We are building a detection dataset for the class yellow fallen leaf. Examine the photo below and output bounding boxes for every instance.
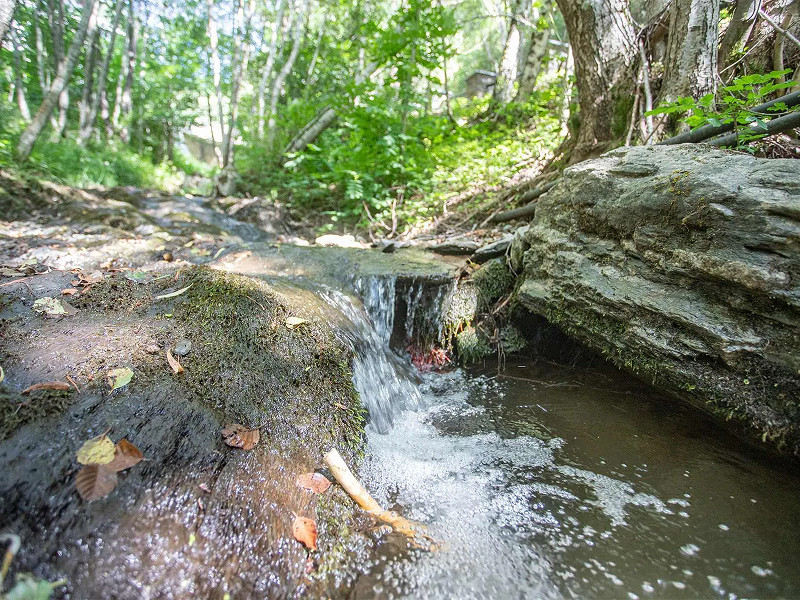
[76,434,116,465]
[107,367,133,390]
[285,316,308,329]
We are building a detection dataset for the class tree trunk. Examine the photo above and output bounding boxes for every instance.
[78,24,101,136]
[266,0,307,147]
[0,0,15,50]
[555,0,637,162]
[221,0,257,167]
[257,0,286,139]
[34,1,51,97]
[80,0,125,145]
[119,0,136,143]
[12,24,32,121]
[719,0,757,70]
[17,0,99,161]
[493,0,531,104]
[514,0,552,103]
[283,62,378,155]
[660,0,719,104]
[206,0,226,155]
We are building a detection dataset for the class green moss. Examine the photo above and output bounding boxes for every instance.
[473,258,514,311]
[455,325,493,363]
[0,387,75,442]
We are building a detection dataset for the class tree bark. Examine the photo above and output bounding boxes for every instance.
[0,0,14,50]
[256,0,286,138]
[555,0,637,162]
[17,0,99,161]
[12,24,31,121]
[493,0,531,104]
[719,0,757,70]
[78,24,101,136]
[47,0,70,139]
[80,0,125,145]
[266,0,307,147]
[660,0,719,104]
[119,0,136,143]
[514,0,552,103]
[206,0,225,156]
[221,0,257,167]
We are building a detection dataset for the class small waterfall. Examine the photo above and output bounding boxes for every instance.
[317,287,421,433]
[353,275,396,344]
[355,274,456,352]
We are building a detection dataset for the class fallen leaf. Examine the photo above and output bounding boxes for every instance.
[296,473,332,494]
[83,271,104,284]
[3,573,66,600]
[166,349,184,374]
[61,288,79,296]
[107,367,133,390]
[221,424,260,450]
[154,284,192,300]
[292,516,318,551]
[285,316,308,329]
[76,433,116,465]
[106,438,144,472]
[124,271,150,283]
[32,297,65,316]
[21,381,72,394]
[75,464,118,501]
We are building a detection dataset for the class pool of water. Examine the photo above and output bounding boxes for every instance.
[355,357,800,599]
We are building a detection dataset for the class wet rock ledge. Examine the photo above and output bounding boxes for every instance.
[0,267,371,598]
[511,145,800,456]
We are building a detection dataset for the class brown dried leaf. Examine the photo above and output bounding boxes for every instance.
[221,424,260,450]
[21,381,72,394]
[292,516,318,551]
[166,349,184,374]
[61,288,79,296]
[106,438,144,472]
[296,472,332,494]
[75,464,118,501]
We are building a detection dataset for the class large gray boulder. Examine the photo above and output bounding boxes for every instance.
[512,145,800,456]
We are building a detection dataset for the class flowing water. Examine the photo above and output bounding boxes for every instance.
[321,274,800,600]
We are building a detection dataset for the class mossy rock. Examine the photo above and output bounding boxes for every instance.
[0,266,372,597]
[455,325,493,363]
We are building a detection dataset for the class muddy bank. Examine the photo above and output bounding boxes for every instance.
[0,265,374,598]
[509,145,800,456]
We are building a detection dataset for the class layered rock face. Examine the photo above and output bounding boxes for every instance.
[511,145,800,455]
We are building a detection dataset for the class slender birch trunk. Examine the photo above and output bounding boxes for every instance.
[493,0,531,105]
[12,24,32,121]
[221,0,257,166]
[0,0,15,50]
[257,0,286,139]
[206,0,226,157]
[514,0,552,102]
[266,0,307,147]
[17,0,99,160]
[80,0,124,144]
[78,25,101,134]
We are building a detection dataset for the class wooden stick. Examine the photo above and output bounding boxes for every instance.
[323,448,434,545]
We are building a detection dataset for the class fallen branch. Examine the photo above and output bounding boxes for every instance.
[323,448,436,547]
[708,109,800,147]
[658,90,800,145]
[489,181,558,223]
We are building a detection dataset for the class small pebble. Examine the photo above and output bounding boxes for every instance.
[173,339,192,356]
[145,344,160,354]
[163,252,174,262]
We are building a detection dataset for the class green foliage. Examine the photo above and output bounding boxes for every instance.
[646,70,797,147]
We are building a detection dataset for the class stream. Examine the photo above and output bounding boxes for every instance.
[323,273,800,600]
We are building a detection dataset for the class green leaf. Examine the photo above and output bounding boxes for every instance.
[5,574,67,600]
[107,367,134,391]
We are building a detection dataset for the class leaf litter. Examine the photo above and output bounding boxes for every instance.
[296,472,332,494]
[221,424,260,450]
[74,435,145,501]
